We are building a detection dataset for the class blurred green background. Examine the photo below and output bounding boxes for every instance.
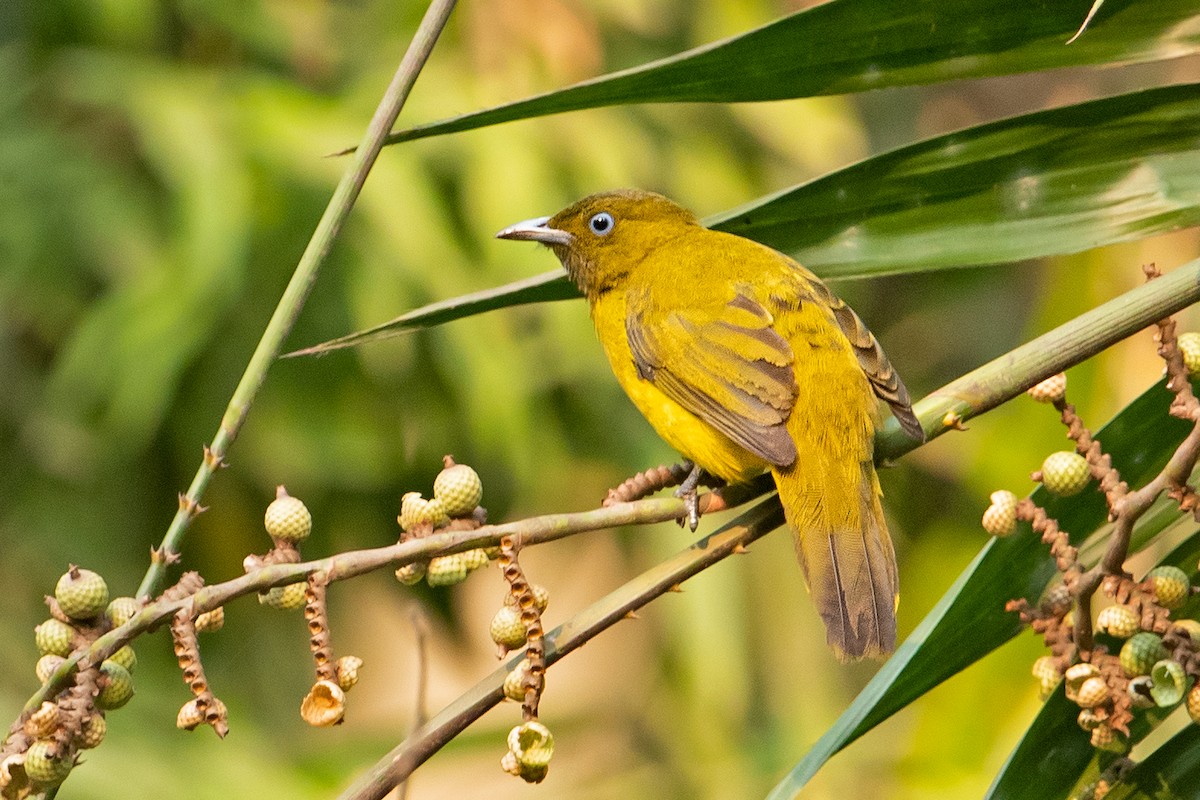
[2,1,1199,798]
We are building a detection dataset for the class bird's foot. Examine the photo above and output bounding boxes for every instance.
[673,461,705,532]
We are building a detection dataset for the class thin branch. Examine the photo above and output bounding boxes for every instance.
[397,607,431,800]
[877,258,1200,460]
[338,499,787,800]
[24,484,752,714]
[135,0,460,600]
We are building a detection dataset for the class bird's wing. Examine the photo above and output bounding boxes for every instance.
[626,289,799,467]
[809,282,925,442]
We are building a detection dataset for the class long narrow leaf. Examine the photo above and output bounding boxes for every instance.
[1103,724,1200,799]
[374,0,1200,147]
[293,85,1200,356]
[713,83,1200,276]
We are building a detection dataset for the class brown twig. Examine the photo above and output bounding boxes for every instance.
[497,538,545,721]
[24,487,747,716]
[603,463,723,506]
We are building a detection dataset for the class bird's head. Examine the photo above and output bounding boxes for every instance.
[496,189,700,299]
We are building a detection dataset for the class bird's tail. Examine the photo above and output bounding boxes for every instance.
[771,454,898,661]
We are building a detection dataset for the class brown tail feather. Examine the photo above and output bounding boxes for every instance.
[772,459,898,661]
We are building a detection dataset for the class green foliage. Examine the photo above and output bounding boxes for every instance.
[4,0,1200,798]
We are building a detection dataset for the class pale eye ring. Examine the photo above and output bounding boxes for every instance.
[588,211,614,236]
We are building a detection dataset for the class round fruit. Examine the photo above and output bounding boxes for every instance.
[105,596,141,627]
[77,714,106,749]
[426,554,469,587]
[982,490,1018,537]
[398,493,449,532]
[23,739,72,787]
[394,562,427,586]
[1028,373,1067,403]
[55,567,109,621]
[35,619,76,658]
[96,661,134,710]
[1177,332,1200,376]
[1096,605,1139,639]
[264,488,312,543]
[490,606,527,650]
[108,645,137,673]
[1120,632,1168,677]
[259,582,307,611]
[1146,565,1191,610]
[1039,451,1090,497]
[433,462,483,517]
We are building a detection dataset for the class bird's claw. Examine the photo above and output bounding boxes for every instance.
[674,461,704,532]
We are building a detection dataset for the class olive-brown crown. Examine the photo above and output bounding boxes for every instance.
[544,190,701,297]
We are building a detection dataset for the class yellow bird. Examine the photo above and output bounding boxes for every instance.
[498,189,923,659]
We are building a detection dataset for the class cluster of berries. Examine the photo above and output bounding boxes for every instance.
[983,358,1200,758]
[10,567,163,792]
[394,459,489,587]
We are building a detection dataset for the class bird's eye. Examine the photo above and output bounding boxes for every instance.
[588,212,614,236]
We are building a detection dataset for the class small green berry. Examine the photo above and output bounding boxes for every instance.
[433,460,483,517]
[1028,373,1067,403]
[55,566,109,621]
[195,607,225,633]
[398,492,449,532]
[23,739,73,787]
[336,655,364,692]
[982,490,1018,536]
[36,654,66,684]
[106,596,141,627]
[96,661,135,710]
[1064,662,1100,704]
[259,582,307,611]
[461,548,490,573]
[1031,655,1062,700]
[1146,565,1191,610]
[504,659,534,702]
[264,487,312,543]
[1177,332,1200,376]
[77,713,106,749]
[35,619,76,657]
[394,562,427,585]
[27,702,60,738]
[427,554,470,587]
[1096,605,1140,639]
[1120,632,1168,677]
[1075,676,1110,708]
[106,645,137,673]
[490,605,527,651]
[1038,451,1090,497]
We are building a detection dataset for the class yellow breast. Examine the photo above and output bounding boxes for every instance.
[588,288,768,484]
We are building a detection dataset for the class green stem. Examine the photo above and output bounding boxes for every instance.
[876,257,1200,459]
[135,0,459,599]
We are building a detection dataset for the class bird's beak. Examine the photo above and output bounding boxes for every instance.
[495,216,574,247]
